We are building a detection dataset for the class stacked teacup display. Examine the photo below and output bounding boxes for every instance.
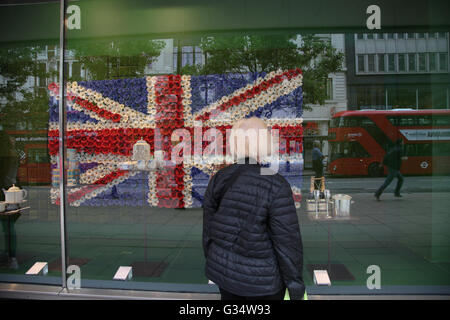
[51,149,80,187]
[67,149,80,186]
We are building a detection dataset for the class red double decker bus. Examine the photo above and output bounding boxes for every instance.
[6,130,51,185]
[327,109,450,177]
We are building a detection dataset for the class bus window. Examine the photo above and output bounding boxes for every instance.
[433,142,450,156]
[387,116,399,126]
[432,115,450,126]
[28,148,50,164]
[360,117,376,128]
[398,116,417,126]
[329,141,370,162]
[344,117,361,127]
[405,144,418,156]
[418,116,432,126]
[417,143,433,156]
[330,117,341,128]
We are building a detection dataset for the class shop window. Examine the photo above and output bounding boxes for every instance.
[397,33,405,39]
[407,33,415,39]
[439,53,448,71]
[429,53,437,72]
[377,54,385,72]
[38,63,46,87]
[71,62,81,80]
[388,54,395,72]
[357,55,365,72]
[326,78,333,100]
[418,53,426,72]
[367,54,375,72]
[408,53,416,72]
[398,54,406,72]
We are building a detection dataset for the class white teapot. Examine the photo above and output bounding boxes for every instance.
[3,184,28,204]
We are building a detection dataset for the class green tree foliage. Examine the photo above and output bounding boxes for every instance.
[68,38,166,80]
[187,34,344,106]
[0,44,54,132]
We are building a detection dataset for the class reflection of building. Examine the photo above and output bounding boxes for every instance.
[302,34,348,168]
[346,32,450,110]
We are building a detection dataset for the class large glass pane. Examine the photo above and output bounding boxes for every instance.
[0,5,61,284]
[1,0,449,299]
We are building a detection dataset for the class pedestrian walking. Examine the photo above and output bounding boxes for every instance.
[202,117,305,300]
[312,140,325,190]
[374,138,408,200]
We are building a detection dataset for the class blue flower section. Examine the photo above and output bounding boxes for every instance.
[79,162,99,174]
[190,72,266,114]
[49,98,99,124]
[190,166,211,205]
[78,78,148,114]
[190,166,210,181]
[191,187,206,204]
[191,196,203,208]
[80,172,149,206]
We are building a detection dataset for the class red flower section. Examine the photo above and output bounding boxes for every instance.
[154,75,185,208]
[75,97,121,123]
[94,170,126,185]
[48,128,156,157]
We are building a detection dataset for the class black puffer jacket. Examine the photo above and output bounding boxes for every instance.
[203,161,305,299]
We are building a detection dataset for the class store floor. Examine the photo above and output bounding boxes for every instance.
[1,189,450,294]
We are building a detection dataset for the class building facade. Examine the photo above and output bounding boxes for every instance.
[346,32,450,110]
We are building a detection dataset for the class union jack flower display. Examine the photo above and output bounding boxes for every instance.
[48,69,304,208]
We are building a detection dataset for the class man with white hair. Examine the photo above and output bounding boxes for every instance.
[202,117,305,300]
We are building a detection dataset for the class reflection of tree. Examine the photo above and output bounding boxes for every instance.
[68,38,166,81]
[184,34,343,107]
[0,45,53,132]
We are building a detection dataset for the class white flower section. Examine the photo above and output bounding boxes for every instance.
[80,164,118,184]
[181,75,193,127]
[77,152,130,165]
[182,164,193,208]
[68,82,155,128]
[146,76,156,118]
[147,171,158,206]
[264,118,303,126]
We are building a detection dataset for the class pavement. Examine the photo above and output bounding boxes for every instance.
[0,181,449,294]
